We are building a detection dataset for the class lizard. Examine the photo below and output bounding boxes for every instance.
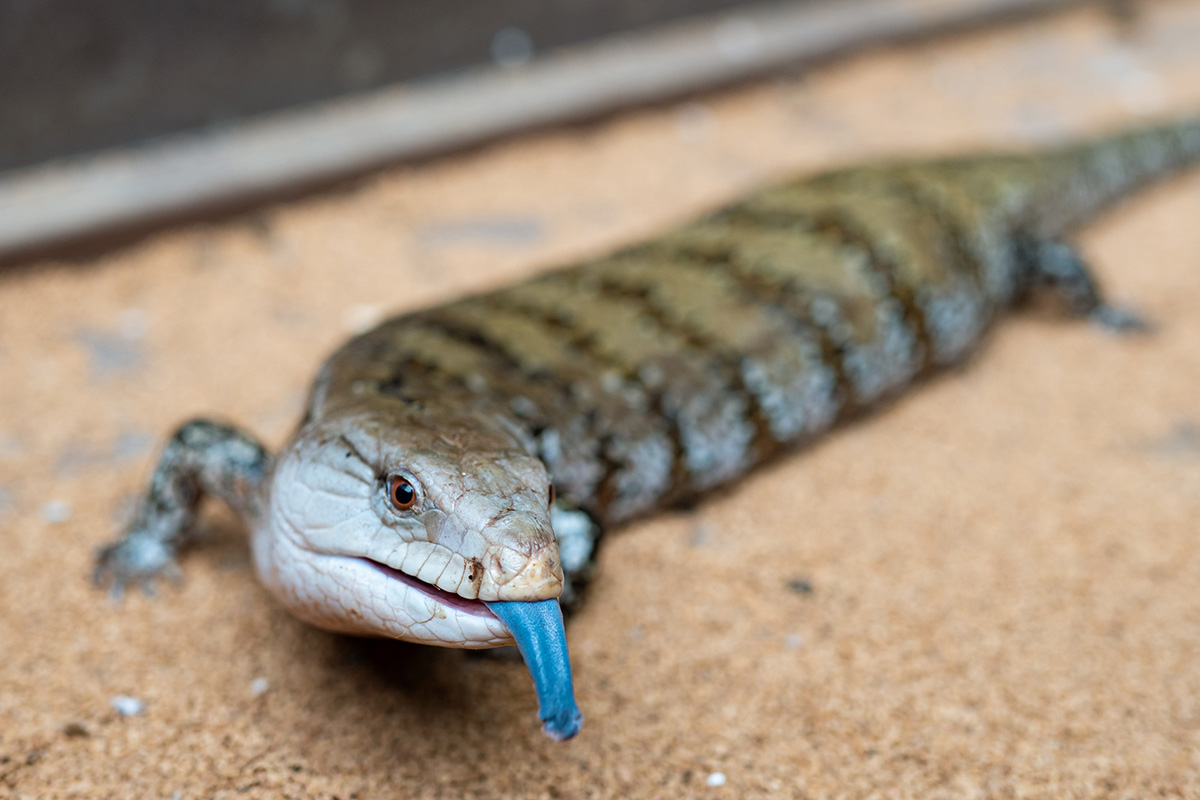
[94,115,1200,741]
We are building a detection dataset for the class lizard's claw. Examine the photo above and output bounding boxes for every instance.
[1091,304,1153,334]
[93,530,181,602]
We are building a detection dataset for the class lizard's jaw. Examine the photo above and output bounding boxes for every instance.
[361,557,497,618]
[251,530,516,647]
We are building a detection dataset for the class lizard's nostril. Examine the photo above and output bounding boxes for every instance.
[479,544,564,602]
[489,546,529,584]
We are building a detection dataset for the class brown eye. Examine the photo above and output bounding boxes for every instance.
[548,484,556,508]
[388,476,418,511]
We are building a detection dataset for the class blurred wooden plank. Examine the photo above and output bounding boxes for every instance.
[1,0,782,171]
[0,0,1097,263]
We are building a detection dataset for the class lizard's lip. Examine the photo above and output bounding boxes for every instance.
[360,557,497,619]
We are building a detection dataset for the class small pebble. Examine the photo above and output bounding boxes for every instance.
[676,102,715,143]
[250,677,270,696]
[61,722,90,738]
[117,308,149,340]
[110,695,145,717]
[41,500,73,524]
[1144,420,1200,456]
[706,771,727,787]
[784,633,805,650]
[342,304,384,335]
[689,522,715,548]
[785,576,814,595]
[0,434,22,460]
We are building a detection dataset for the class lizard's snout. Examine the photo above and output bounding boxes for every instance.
[477,513,564,602]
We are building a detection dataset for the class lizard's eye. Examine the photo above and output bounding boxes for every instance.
[548,484,556,508]
[387,475,418,511]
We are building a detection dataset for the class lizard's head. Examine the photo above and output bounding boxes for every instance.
[253,397,564,649]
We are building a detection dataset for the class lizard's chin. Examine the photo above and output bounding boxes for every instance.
[360,557,497,619]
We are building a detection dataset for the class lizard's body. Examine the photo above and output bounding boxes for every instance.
[96,116,1200,740]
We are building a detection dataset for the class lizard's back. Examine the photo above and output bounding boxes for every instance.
[312,117,1200,529]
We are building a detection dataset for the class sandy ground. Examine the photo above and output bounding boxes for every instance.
[3,2,1200,798]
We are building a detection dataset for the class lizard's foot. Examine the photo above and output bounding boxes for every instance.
[92,418,272,602]
[93,530,183,601]
[1090,304,1153,334]
[1018,237,1154,336]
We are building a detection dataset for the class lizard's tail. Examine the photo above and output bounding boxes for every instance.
[1037,115,1200,232]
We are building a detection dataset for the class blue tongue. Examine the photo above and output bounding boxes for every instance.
[483,598,583,741]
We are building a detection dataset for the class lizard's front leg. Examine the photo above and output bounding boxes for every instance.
[94,419,272,598]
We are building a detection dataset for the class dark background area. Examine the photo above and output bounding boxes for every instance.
[0,0,767,172]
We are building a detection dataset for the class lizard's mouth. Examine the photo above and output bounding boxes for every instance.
[361,557,497,619]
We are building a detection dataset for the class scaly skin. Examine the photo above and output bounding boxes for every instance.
[97,116,1200,666]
